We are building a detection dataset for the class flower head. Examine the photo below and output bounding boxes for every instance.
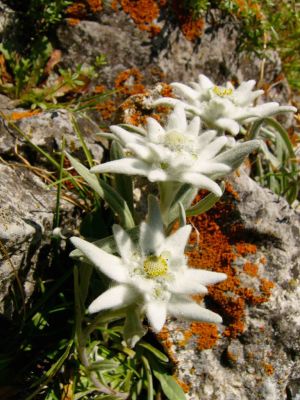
[153,74,297,135]
[71,197,226,333]
[90,104,258,196]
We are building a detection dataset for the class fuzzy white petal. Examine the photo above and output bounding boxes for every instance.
[198,136,228,159]
[198,74,215,90]
[90,158,152,176]
[112,224,136,263]
[146,117,165,142]
[214,118,240,135]
[110,125,144,145]
[70,237,129,282]
[171,83,199,102]
[127,143,153,161]
[161,225,191,259]
[145,301,167,332]
[187,116,201,136]
[193,161,231,175]
[88,285,137,313]
[166,103,187,131]
[147,169,169,182]
[168,300,223,323]
[184,269,227,286]
[180,172,222,196]
[168,276,208,295]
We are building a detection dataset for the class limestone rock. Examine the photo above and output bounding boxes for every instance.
[0,163,78,316]
[162,171,300,400]
[0,109,104,162]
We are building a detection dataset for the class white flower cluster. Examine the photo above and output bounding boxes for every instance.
[153,74,296,135]
[70,73,296,340]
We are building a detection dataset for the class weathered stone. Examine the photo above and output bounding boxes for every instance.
[0,163,78,316]
[0,109,105,162]
[56,5,291,105]
[162,171,300,400]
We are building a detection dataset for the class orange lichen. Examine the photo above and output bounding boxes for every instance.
[225,182,240,200]
[235,242,257,256]
[114,68,146,96]
[243,262,258,277]
[157,327,177,364]
[86,0,103,13]
[190,322,219,350]
[10,110,41,120]
[174,377,191,393]
[66,17,81,26]
[184,188,274,339]
[172,1,205,41]
[65,2,87,18]
[116,0,161,34]
[178,329,193,347]
[260,278,275,297]
[262,363,274,376]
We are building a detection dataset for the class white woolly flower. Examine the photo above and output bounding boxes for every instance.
[70,198,226,333]
[152,74,297,135]
[90,104,238,196]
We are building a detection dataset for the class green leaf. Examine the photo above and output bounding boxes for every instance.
[214,140,261,170]
[138,342,169,363]
[110,141,134,214]
[66,153,135,229]
[186,184,224,217]
[152,369,186,400]
[88,360,120,372]
[141,356,154,400]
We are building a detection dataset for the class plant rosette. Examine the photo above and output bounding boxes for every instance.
[71,197,226,345]
[152,74,297,135]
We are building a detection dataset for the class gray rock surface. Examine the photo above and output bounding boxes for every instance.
[0,163,76,315]
[56,4,290,104]
[163,171,300,400]
[0,109,104,161]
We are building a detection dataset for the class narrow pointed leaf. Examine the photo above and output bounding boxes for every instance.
[186,183,224,217]
[213,140,261,170]
[110,140,134,214]
[66,153,135,228]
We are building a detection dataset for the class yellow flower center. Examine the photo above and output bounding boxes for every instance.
[143,255,168,278]
[213,86,233,97]
[164,131,186,150]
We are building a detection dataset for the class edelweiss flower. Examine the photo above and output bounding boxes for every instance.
[153,74,296,135]
[91,104,238,196]
[71,197,226,333]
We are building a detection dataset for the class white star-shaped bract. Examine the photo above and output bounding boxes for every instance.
[152,74,297,135]
[71,197,226,333]
[90,104,258,196]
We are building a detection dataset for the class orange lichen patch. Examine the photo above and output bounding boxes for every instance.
[96,100,117,121]
[243,262,258,277]
[94,85,107,94]
[184,188,274,339]
[235,242,257,256]
[87,0,103,13]
[157,327,177,364]
[0,54,12,83]
[174,377,190,393]
[173,1,205,41]
[160,83,175,98]
[115,68,146,96]
[66,17,81,26]
[260,278,275,297]
[225,182,240,200]
[65,2,87,18]
[9,110,41,121]
[178,329,193,347]
[260,256,267,265]
[116,0,161,34]
[235,0,264,20]
[190,322,219,350]
[262,363,274,376]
